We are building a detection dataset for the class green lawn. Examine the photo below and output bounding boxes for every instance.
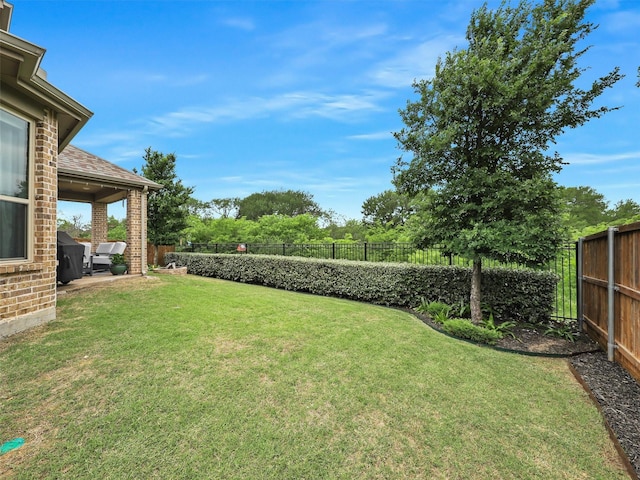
[0,274,627,479]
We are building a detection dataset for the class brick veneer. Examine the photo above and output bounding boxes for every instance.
[126,188,147,275]
[0,109,58,337]
[91,202,109,249]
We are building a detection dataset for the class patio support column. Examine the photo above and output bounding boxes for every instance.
[91,202,108,250]
[126,188,147,275]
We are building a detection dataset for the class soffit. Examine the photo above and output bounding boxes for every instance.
[58,145,162,204]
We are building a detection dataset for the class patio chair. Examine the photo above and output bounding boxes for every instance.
[91,242,127,271]
[80,242,93,276]
[111,242,127,256]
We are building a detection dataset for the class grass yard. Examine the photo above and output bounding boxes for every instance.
[0,274,627,479]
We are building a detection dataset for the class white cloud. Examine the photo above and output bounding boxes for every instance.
[603,10,640,33]
[259,20,389,88]
[347,131,393,141]
[602,181,640,189]
[270,20,387,51]
[563,151,640,165]
[222,17,255,31]
[368,35,464,88]
[106,70,209,88]
[76,131,139,149]
[143,90,388,136]
[219,176,244,183]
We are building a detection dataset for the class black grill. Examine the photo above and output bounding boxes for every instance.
[56,231,84,284]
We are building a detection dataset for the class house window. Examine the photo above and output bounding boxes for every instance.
[0,108,30,260]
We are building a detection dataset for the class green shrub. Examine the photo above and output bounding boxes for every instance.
[451,299,472,318]
[416,299,452,321]
[441,319,503,345]
[544,321,577,342]
[164,252,557,323]
[480,312,517,338]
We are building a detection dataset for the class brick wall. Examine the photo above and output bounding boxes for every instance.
[126,188,146,275]
[91,202,108,250]
[0,109,58,338]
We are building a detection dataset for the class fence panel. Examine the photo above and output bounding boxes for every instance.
[147,244,176,266]
[582,233,609,343]
[581,222,640,383]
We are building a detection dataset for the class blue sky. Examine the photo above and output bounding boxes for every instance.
[9,0,640,222]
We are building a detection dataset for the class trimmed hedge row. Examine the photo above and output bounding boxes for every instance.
[164,252,558,323]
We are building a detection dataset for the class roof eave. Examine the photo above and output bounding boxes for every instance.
[0,29,92,150]
[0,1,14,32]
[58,167,163,191]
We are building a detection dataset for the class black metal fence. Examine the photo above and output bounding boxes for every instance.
[181,242,578,322]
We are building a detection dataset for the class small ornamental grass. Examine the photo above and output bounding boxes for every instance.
[0,275,627,479]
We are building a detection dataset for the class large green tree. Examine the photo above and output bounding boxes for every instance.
[558,186,609,231]
[609,199,640,223]
[361,189,415,227]
[136,148,194,263]
[393,0,621,323]
[211,198,240,219]
[236,189,324,220]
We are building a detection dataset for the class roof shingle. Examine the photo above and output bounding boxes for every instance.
[58,145,161,190]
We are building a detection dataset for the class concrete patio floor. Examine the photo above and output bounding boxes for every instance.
[56,270,143,294]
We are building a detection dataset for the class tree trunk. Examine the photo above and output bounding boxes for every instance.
[153,244,159,267]
[470,258,482,324]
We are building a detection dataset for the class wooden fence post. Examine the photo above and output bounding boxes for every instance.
[607,226,618,361]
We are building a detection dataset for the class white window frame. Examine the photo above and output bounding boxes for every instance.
[0,106,34,263]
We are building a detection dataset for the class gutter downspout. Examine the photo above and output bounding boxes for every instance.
[607,227,618,361]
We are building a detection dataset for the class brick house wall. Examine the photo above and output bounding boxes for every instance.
[0,109,59,337]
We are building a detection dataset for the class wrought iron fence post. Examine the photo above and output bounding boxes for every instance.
[364,242,368,262]
[577,238,583,332]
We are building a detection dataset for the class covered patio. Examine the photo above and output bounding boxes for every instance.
[58,145,162,276]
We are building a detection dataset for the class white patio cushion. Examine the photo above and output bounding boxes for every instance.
[92,256,111,265]
[111,242,127,255]
[95,243,115,255]
[80,242,92,263]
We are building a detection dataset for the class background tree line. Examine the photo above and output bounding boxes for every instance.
[58,184,640,246]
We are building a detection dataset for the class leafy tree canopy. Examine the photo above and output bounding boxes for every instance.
[558,186,609,231]
[210,198,240,219]
[107,216,126,241]
[236,189,324,220]
[393,0,621,321]
[57,215,90,239]
[558,186,640,238]
[361,189,415,227]
[136,148,194,247]
[610,199,640,222]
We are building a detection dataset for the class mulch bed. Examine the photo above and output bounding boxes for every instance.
[570,352,640,479]
[412,311,640,479]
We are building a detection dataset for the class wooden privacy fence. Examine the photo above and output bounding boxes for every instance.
[147,244,175,267]
[580,222,640,382]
